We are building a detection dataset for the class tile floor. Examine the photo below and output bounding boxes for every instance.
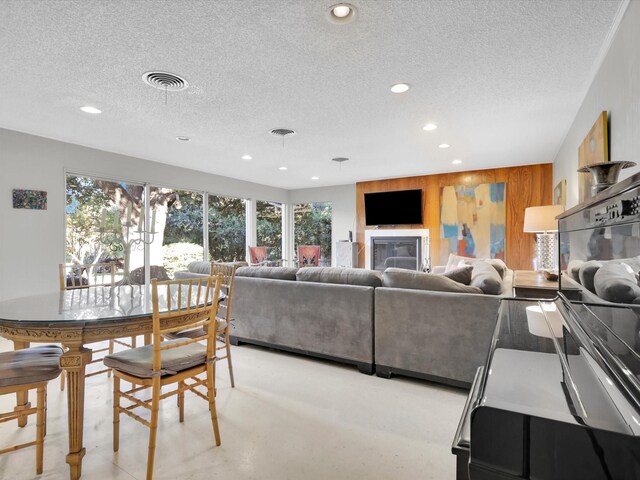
[0,337,467,479]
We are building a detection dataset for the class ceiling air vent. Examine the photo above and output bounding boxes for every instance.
[142,71,189,91]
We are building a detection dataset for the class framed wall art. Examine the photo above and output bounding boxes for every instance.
[12,189,47,210]
[578,111,608,202]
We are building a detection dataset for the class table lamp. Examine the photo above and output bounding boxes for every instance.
[523,205,564,271]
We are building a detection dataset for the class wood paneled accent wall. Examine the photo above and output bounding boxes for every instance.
[356,164,553,271]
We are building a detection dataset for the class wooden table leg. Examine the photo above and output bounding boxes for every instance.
[61,344,92,480]
[13,340,31,427]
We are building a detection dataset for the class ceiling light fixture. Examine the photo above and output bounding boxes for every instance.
[241,155,252,160]
[279,166,288,171]
[176,136,191,142]
[327,3,357,24]
[452,159,462,165]
[311,176,320,180]
[390,83,410,94]
[438,143,451,149]
[80,106,102,114]
[423,123,438,131]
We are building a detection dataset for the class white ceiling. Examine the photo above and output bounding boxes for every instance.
[0,0,623,189]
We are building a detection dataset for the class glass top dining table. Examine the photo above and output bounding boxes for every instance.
[0,284,224,480]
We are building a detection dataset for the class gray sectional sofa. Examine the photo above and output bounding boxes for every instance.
[230,267,380,374]
[230,262,513,388]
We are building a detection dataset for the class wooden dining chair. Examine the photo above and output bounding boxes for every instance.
[164,262,237,387]
[58,262,137,390]
[0,345,63,475]
[104,275,223,480]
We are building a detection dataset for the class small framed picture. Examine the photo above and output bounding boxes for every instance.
[12,189,47,210]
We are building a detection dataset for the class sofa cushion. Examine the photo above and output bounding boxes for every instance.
[579,261,603,294]
[173,271,210,280]
[382,268,482,293]
[594,263,640,304]
[441,265,473,285]
[296,267,382,287]
[236,266,298,281]
[469,260,503,295]
[187,261,211,275]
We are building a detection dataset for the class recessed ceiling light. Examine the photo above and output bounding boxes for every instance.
[327,3,356,24]
[438,143,450,149]
[279,166,288,171]
[176,136,191,142]
[311,176,319,180]
[423,123,438,131]
[390,83,410,94]
[241,154,252,160]
[452,159,462,165]
[80,106,101,114]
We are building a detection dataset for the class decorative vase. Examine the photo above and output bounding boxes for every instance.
[578,161,637,196]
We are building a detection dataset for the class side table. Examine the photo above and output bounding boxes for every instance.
[513,270,582,301]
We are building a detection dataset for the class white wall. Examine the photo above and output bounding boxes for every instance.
[288,184,357,267]
[0,128,288,301]
[553,0,639,208]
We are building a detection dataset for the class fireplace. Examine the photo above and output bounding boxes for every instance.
[364,229,430,272]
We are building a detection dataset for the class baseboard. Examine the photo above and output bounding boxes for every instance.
[374,364,471,390]
[229,335,374,375]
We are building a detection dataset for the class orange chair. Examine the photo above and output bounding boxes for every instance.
[248,246,284,267]
[298,245,321,267]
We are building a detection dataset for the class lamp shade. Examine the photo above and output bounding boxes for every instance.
[523,205,564,233]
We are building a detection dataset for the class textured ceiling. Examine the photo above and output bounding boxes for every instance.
[0,0,623,189]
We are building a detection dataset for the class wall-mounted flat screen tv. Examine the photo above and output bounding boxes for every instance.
[364,189,423,226]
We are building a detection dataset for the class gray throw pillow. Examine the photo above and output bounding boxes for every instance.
[566,259,584,283]
[594,263,640,304]
[578,260,603,294]
[485,258,507,279]
[235,266,298,281]
[469,260,503,295]
[382,268,482,294]
[441,265,473,285]
[296,267,382,287]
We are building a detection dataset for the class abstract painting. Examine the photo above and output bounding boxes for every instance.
[578,111,608,202]
[440,183,506,261]
[12,189,47,210]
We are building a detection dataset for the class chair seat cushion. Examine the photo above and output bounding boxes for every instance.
[0,345,63,388]
[163,319,228,341]
[104,340,207,378]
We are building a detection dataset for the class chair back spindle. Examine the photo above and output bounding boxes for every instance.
[151,275,222,376]
[59,262,116,290]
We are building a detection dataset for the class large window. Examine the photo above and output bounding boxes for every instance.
[294,202,332,266]
[149,187,204,278]
[257,200,283,260]
[65,174,145,283]
[208,195,246,262]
